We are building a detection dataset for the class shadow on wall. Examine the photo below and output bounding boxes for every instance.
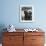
[0,24,7,43]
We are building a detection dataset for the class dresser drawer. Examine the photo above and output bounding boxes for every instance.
[24,32,44,36]
[3,43,23,46]
[32,44,44,46]
[3,35,23,44]
[3,36,23,46]
[3,32,23,36]
[32,36,45,44]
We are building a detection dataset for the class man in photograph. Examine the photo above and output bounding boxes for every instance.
[24,9,32,20]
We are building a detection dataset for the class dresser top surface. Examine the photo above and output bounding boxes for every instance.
[3,29,45,33]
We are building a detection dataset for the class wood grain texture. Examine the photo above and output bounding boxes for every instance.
[2,30,45,46]
[2,32,23,46]
[24,32,45,46]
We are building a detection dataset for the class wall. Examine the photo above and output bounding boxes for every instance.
[0,0,46,29]
[0,0,46,28]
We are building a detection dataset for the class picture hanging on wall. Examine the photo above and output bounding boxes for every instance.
[20,5,35,22]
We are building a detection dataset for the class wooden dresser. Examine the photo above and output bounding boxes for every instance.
[2,29,45,46]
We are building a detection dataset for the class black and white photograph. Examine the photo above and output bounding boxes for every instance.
[20,5,34,22]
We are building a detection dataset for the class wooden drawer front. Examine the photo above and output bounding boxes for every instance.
[24,36,44,46]
[32,36,45,44]
[24,36,32,46]
[3,43,23,46]
[24,32,44,36]
[32,44,44,46]
[3,36,23,45]
[3,32,23,36]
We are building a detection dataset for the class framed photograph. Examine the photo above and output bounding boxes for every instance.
[20,5,35,22]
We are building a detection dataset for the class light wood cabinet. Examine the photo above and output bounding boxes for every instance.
[2,30,45,46]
